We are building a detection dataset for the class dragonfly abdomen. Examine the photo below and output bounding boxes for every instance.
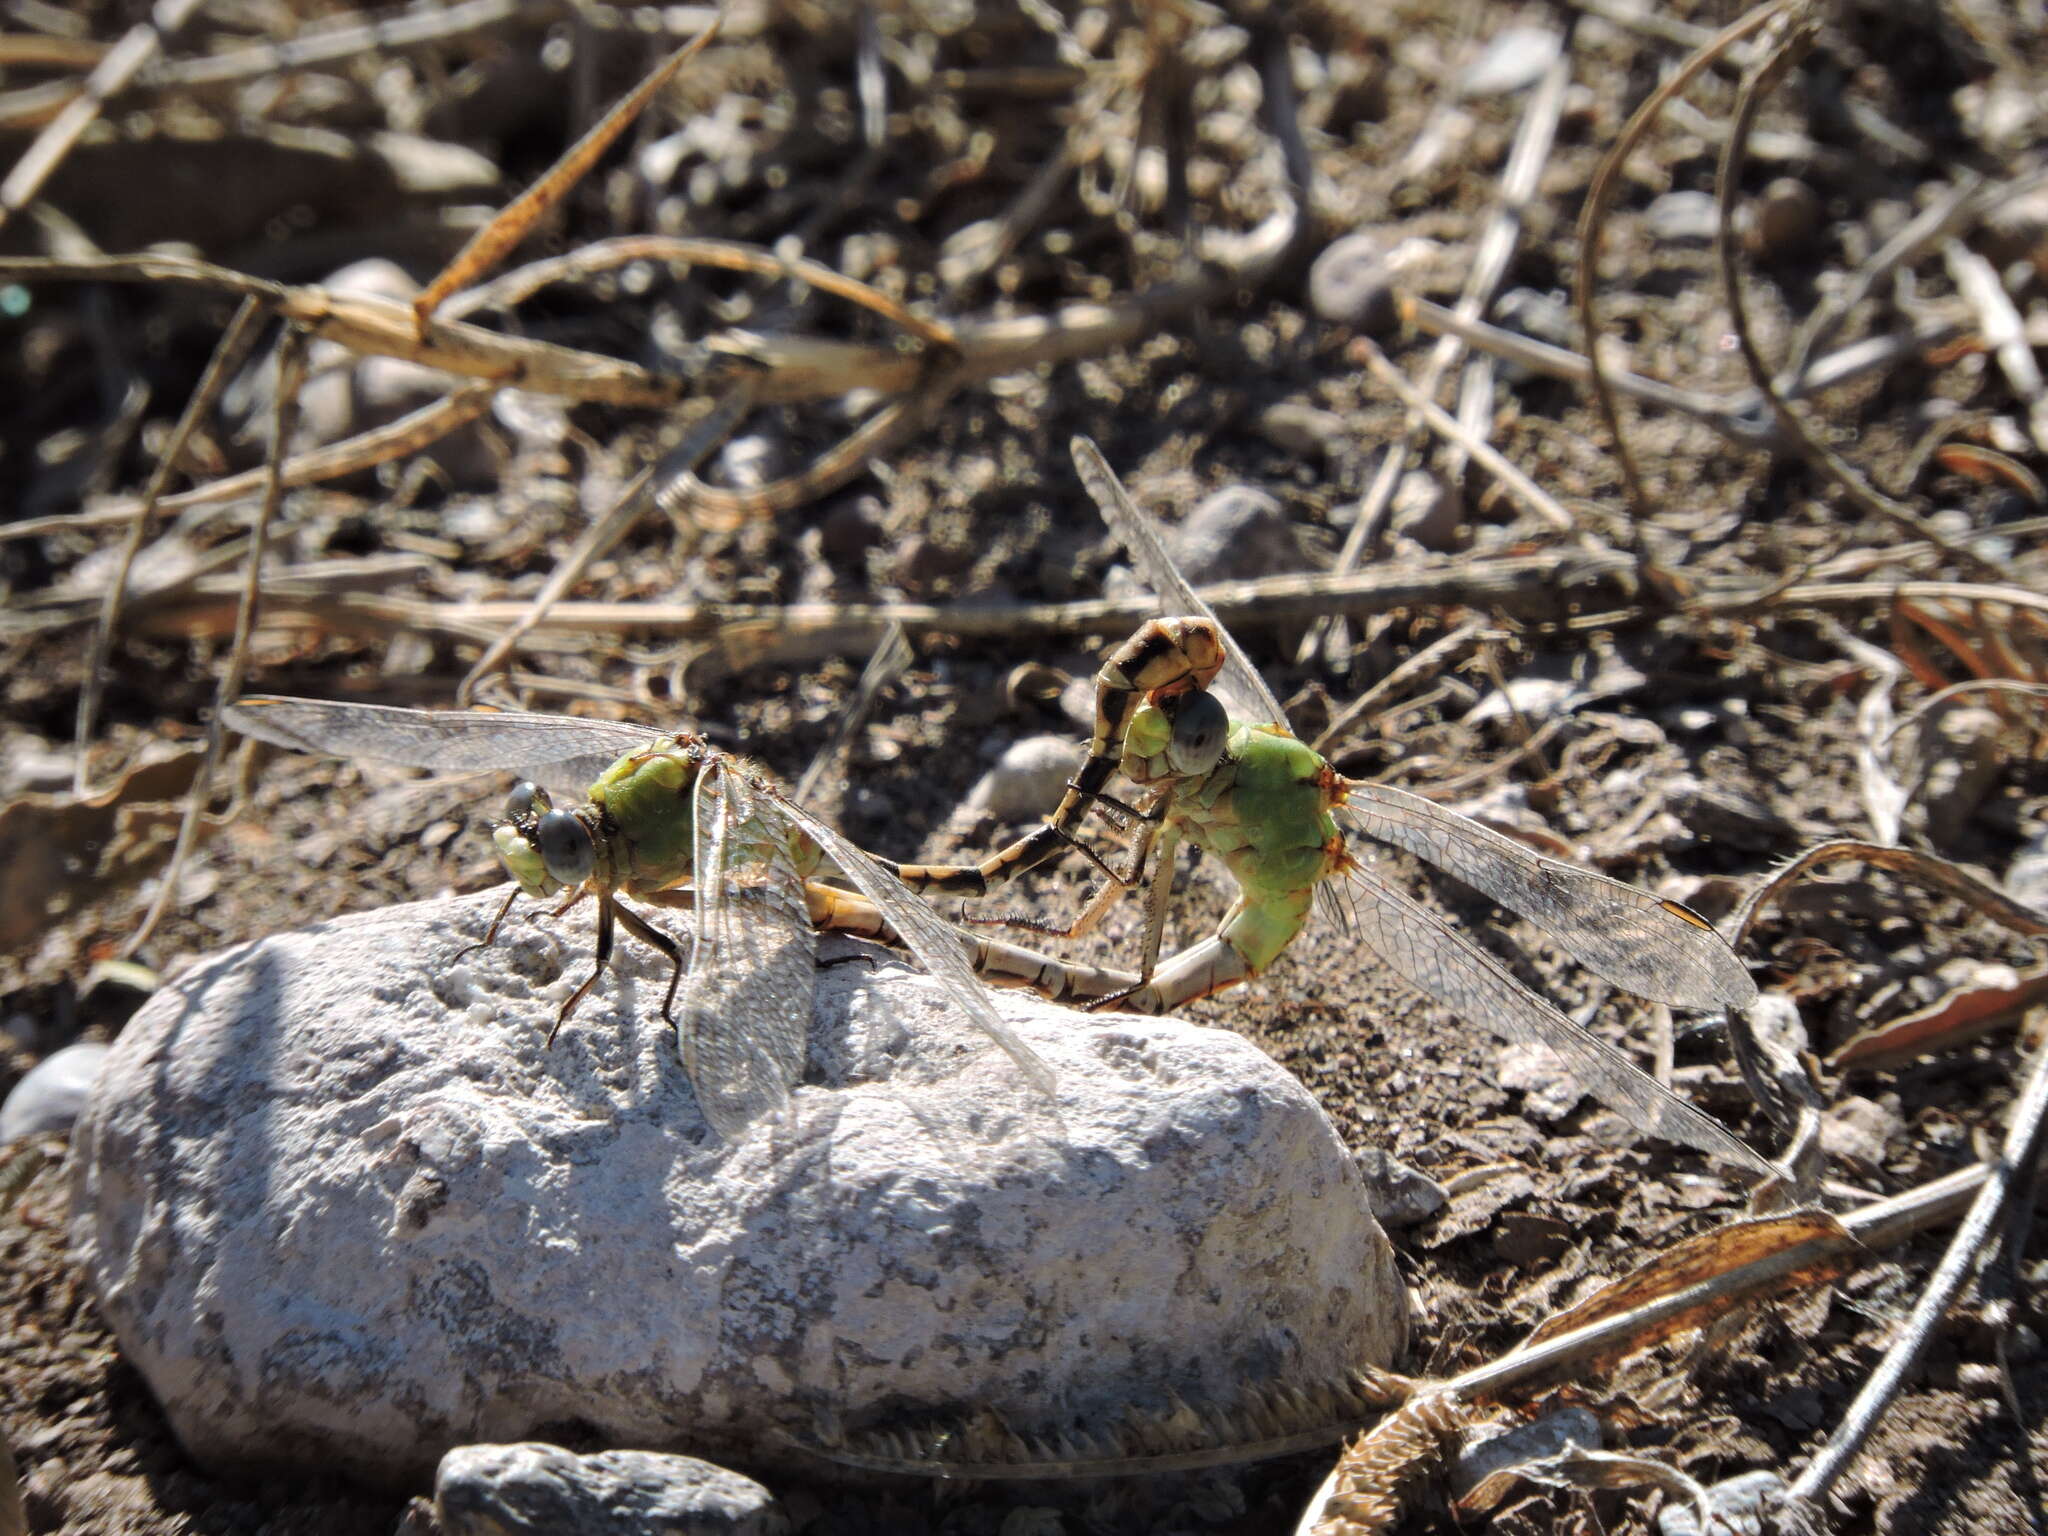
[1177,724,1344,975]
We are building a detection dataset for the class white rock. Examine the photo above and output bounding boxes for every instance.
[70,891,1405,1488]
[0,1041,110,1143]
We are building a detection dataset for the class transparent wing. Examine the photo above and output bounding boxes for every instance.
[1071,436,1348,932]
[1338,858,1770,1175]
[1070,434,1285,731]
[1340,786,1756,1009]
[224,695,664,795]
[673,760,817,1140]
[781,802,1058,1103]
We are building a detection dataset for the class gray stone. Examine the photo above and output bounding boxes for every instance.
[1172,485,1302,583]
[1352,1148,1447,1227]
[435,1443,781,1536]
[70,891,1405,1488]
[959,735,1080,821]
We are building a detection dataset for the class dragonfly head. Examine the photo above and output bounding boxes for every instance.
[491,781,597,897]
[1120,690,1229,785]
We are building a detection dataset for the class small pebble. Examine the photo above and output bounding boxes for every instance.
[961,736,1081,822]
[1387,469,1462,551]
[1256,402,1350,465]
[1058,673,1098,735]
[1172,485,1301,582]
[367,132,499,198]
[1746,177,1822,258]
[1493,286,1572,342]
[2006,827,2048,911]
[1308,231,1400,333]
[714,434,782,493]
[1645,189,1720,244]
[0,1041,111,1143]
[1819,1095,1900,1171]
[1353,1148,1447,1227]
[435,1442,781,1536]
[1458,25,1562,98]
[1495,1042,1583,1123]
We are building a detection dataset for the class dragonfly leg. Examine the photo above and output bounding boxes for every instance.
[610,898,688,1022]
[1085,935,1252,1014]
[552,893,616,1044]
[883,821,1119,897]
[450,885,521,964]
[964,934,1142,1006]
[884,618,1221,900]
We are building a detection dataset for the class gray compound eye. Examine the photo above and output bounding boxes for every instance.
[505,780,550,819]
[1166,690,1228,776]
[535,809,595,885]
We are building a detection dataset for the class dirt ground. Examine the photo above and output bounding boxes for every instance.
[4,0,2048,1531]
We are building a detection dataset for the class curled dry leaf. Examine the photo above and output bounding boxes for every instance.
[1830,960,2048,1071]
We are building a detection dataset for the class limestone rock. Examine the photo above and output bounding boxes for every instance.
[70,890,1406,1488]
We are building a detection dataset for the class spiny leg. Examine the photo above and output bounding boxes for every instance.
[611,897,689,1022]
[1083,816,1188,1012]
[955,810,1159,943]
[551,892,615,1044]
[451,885,522,965]
[884,617,1222,901]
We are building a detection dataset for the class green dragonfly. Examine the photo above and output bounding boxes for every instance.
[219,698,1131,1140]
[886,437,1771,1175]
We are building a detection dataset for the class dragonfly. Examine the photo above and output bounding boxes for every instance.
[885,436,1772,1176]
[219,697,1116,1140]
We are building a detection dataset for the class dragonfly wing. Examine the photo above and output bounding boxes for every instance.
[1340,784,1756,1009]
[224,696,664,795]
[1340,858,1770,1175]
[672,760,816,1140]
[1070,435,1286,731]
[786,806,1058,1102]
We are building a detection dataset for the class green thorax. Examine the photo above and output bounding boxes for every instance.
[586,735,701,892]
[587,736,823,895]
[1122,707,1345,972]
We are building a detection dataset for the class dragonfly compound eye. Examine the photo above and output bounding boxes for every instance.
[504,780,551,819]
[536,809,596,885]
[1165,690,1228,776]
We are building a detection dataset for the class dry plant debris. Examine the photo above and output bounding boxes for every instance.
[2,0,2048,1532]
